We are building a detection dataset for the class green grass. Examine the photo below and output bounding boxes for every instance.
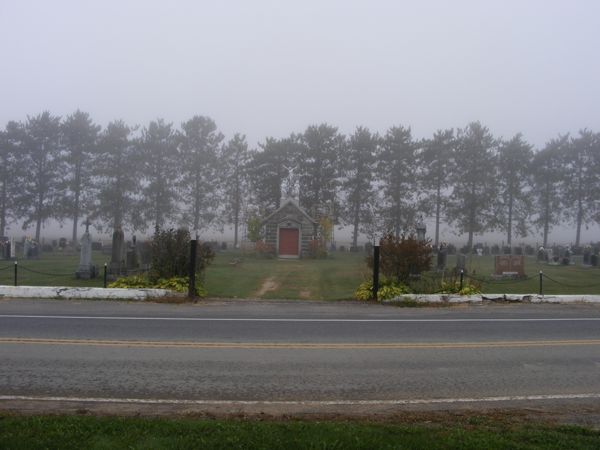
[0,251,109,288]
[443,254,600,295]
[0,415,599,449]
[1,250,599,299]
[203,251,368,300]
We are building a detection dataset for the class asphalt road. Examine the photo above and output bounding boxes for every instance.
[1,298,600,415]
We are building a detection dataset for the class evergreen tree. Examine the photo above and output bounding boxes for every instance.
[248,136,297,213]
[341,127,378,249]
[298,124,343,215]
[420,129,455,248]
[0,122,25,236]
[178,116,223,234]
[496,133,534,247]
[562,129,599,247]
[531,136,568,247]
[447,122,497,251]
[378,125,417,237]
[61,110,101,242]
[18,111,64,242]
[94,120,141,231]
[221,133,250,248]
[139,119,180,230]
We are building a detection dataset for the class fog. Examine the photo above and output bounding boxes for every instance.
[1,0,599,245]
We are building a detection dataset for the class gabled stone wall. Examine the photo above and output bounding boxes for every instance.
[262,201,318,258]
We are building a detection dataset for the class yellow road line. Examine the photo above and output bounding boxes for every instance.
[1,338,600,349]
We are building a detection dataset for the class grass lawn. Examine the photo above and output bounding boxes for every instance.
[0,251,109,288]
[1,250,599,299]
[1,414,599,449]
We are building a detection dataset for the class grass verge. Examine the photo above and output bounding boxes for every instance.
[1,414,599,449]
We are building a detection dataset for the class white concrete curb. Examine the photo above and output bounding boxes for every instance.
[382,294,600,304]
[0,285,180,300]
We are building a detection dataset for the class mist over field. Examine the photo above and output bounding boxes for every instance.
[0,0,599,247]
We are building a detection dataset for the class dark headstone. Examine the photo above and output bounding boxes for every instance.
[590,254,598,267]
[494,255,525,277]
[437,247,447,270]
[109,227,126,275]
[456,254,466,272]
[583,250,591,265]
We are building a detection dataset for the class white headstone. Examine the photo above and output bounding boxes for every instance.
[76,221,96,279]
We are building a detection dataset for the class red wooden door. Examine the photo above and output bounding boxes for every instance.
[279,228,299,256]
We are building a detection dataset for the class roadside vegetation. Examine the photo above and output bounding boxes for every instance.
[1,414,599,449]
[1,250,599,299]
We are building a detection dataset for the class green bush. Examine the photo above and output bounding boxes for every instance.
[108,275,151,289]
[150,227,215,282]
[109,275,207,298]
[366,233,432,284]
[437,281,481,295]
[355,278,411,301]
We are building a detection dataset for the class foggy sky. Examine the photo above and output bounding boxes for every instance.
[2,0,599,146]
[1,0,599,244]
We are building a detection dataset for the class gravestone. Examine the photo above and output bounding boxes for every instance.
[537,247,546,262]
[23,239,30,258]
[109,226,126,276]
[126,235,140,271]
[436,245,447,270]
[494,255,525,277]
[455,254,466,272]
[583,247,591,266]
[76,221,96,279]
[0,237,9,259]
[591,254,599,267]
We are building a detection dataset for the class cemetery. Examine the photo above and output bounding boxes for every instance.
[0,236,599,300]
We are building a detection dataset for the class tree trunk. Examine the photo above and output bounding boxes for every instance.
[352,202,360,248]
[35,192,43,243]
[575,165,583,247]
[0,179,6,237]
[72,163,82,243]
[542,184,550,248]
[507,193,513,248]
[193,175,200,234]
[233,176,240,248]
[434,182,441,248]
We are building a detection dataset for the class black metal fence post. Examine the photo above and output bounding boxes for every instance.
[373,244,380,301]
[188,239,197,298]
[460,269,464,291]
[103,263,108,288]
[539,270,543,296]
[14,261,17,287]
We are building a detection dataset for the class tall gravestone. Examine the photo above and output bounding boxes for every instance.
[76,222,96,279]
[110,226,125,276]
[455,254,466,273]
[436,245,447,270]
[126,235,140,271]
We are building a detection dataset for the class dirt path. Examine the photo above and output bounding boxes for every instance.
[254,277,280,297]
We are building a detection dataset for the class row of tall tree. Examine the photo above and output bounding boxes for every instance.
[0,111,598,249]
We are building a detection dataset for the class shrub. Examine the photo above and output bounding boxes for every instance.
[437,280,481,295]
[154,276,207,297]
[255,240,275,258]
[308,238,328,259]
[367,233,432,284]
[247,216,263,242]
[355,278,411,301]
[109,275,151,289]
[109,275,207,297]
[149,227,215,282]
